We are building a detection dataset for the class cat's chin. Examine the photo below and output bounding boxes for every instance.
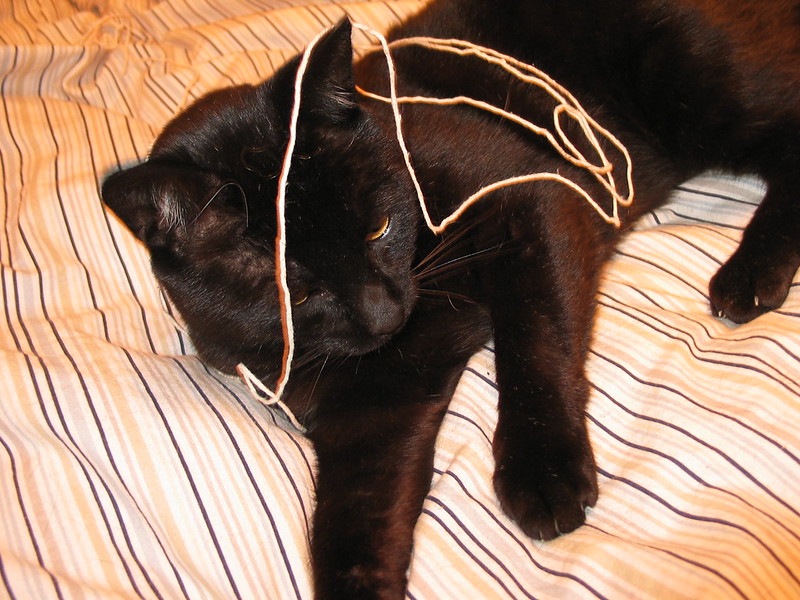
[355,333,397,354]
[327,331,399,357]
[317,316,409,356]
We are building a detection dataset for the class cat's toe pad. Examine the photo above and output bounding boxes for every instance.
[492,443,598,541]
[710,250,796,323]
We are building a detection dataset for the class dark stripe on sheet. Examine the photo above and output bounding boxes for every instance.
[657,229,730,265]
[263,13,304,52]
[584,521,754,600]
[75,103,196,599]
[175,360,306,600]
[0,433,62,600]
[586,405,800,546]
[431,467,611,600]
[612,249,708,298]
[422,500,539,600]
[2,72,61,600]
[210,366,315,524]
[596,294,800,400]
[445,407,493,445]
[590,348,800,519]
[464,365,499,391]
[125,352,241,600]
[21,98,165,598]
[597,467,784,600]
[676,183,762,206]
[3,96,153,599]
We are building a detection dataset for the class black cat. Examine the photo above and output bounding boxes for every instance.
[101,0,800,597]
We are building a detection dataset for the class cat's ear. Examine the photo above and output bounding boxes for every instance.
[298,18,359,124]
[101,162,227,249]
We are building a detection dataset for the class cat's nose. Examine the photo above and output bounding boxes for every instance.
[357,282,406,337]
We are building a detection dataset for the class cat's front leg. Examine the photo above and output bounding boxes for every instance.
[491,318,599,540]
[485,219,606,540]
[304,358,460,600]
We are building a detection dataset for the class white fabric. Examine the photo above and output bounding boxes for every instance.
[1,1,798,598]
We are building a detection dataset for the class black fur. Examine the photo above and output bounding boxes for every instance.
[101,1,800,598]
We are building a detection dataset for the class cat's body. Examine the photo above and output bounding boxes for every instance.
[101,0,800,598]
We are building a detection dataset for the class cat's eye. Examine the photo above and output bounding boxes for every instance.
[365,215,391,242]
[292,289,310,306]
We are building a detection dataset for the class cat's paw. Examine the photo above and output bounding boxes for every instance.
[709,247,797,323]
[492,431,598,541]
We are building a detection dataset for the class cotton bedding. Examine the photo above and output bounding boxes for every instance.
[1,1,799,599]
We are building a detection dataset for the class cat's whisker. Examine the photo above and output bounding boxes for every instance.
[414,210,494,272]
[189,180,250,228]
[415,225,474,273]
[415,244,513,283]
[189,186,225,226]
[417,249,480,276]
[414,236,476,279]
[292,345,328,370]
[417,288,476,305]
[303,353,331,412]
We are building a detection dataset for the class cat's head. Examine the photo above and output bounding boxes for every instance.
[102,19,420,378]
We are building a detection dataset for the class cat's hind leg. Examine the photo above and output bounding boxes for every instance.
[624,0,800,323]
[709,128,800,323]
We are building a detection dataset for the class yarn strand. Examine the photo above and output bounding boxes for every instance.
[234,27,330,430]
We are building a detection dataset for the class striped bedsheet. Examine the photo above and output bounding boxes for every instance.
[1,1,798,598]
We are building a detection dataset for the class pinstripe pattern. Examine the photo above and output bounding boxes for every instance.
[1,1,799,598]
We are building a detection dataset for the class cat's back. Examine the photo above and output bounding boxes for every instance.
[379,0,800,159]
[354,0,800,222]
[391,0,800,94]
[685,0,800,82]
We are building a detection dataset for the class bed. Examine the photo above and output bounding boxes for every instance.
[2,1,799,598]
